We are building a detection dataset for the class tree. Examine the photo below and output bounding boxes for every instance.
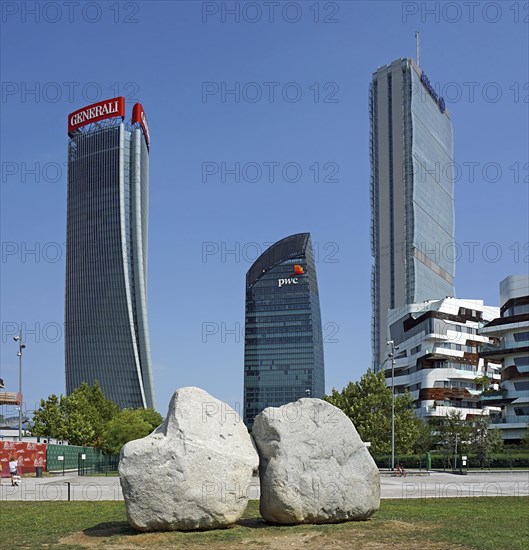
[413,419,437,455]
[30,382,120,447]
[436,410,472,468]
[31,383,163,452]
[59,405,96,447]
[30,383,164,452]
[411,419,439,470]
[30,394,64,441]
[469,415,503,468]
[324,369,421,455]
[474,375,492,391]
[58,382,120,447]
[136,408,164,431]
[520,429,529,449]
[101,408,163,454]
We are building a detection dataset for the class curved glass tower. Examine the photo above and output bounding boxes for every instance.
[370,58,455,371]
[65,99,155,409]
[243,233,325,427]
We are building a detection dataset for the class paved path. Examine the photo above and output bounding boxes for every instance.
[380,470,529,499]
[0,475,123,501]
[1,471,528,501]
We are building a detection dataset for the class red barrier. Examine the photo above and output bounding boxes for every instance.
[0,441,47,476]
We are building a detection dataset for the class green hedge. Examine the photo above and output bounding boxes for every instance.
[372,451,529,470]
[373,454,430,469]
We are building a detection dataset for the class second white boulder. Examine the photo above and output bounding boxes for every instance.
[252,398,380,524]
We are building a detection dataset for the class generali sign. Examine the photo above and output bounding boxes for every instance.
[132,103,150,149]
[68,97,125,134]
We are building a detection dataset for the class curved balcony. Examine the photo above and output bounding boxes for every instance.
[479,340,529,359]
[491,415,529,424]
[0,392,22,405]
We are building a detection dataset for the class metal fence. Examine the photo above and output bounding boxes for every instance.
[78,452,119,476]
[47,443,118,475]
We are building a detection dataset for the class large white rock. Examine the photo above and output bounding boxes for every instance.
[119,387,259,531]
[252,398,380,524]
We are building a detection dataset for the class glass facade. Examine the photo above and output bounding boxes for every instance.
[65,120,154,409]
[243,233,325,427]
[409,68,455,303]
[370,58,455,371]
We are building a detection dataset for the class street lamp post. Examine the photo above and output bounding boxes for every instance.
[13,329,26,442]
[387,340,396,471]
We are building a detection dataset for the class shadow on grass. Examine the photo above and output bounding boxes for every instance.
[236,518,272,529]
[83,516,276,538]
[83,521,138,538]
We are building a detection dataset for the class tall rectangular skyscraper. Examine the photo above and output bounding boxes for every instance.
[65,97,155,409]
[243,233,325,427]
[370,58,455,371]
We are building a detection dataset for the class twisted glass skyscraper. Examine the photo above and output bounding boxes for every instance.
[243,233,325,427]
[370,58,456,371]
[65,98,155,409]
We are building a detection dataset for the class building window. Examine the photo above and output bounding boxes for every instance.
[505,304,529,317]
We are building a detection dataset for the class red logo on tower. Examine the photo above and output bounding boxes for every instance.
[293,264,305,275]
[132,103,150,150]
[68,97,125,135]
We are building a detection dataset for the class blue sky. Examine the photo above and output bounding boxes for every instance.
[1,1,528,418]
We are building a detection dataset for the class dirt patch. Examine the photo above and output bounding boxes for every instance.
[58,521,469,550]
[382,519,430,532]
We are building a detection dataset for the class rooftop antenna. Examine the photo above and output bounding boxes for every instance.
[415,30,420,67]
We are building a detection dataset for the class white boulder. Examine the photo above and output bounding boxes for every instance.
[252,398,380,524]
[119,387,259,531]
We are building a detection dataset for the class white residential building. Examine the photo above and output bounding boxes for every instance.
[479,275,529,442]
[386,298,501,420]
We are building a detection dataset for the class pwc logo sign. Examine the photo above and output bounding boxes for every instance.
[278,264,305,287]
[68,97,125,135]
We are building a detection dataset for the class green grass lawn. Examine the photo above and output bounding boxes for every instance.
[0,497,527,549]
